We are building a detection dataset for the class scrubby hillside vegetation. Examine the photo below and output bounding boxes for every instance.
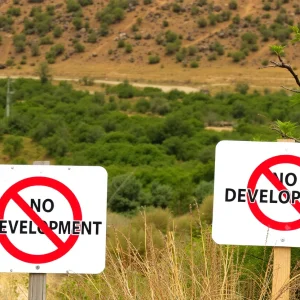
[0,0,299,83]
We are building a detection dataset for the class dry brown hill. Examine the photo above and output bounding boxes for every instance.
[0,0,300,90]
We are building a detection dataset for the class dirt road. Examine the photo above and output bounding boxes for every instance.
[0,74,204,93]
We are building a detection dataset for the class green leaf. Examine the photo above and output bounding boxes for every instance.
[291,26,300,43]
[270,45,285,56]
[275,120,298,136]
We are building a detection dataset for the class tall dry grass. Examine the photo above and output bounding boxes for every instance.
[3,206,300,299]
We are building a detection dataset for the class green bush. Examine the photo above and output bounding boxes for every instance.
[198,17,207,28]
[13,34,26,53]
[40,35,53,45]
[172,3,181,13]
[235,82,249,95]
[67,0,81,12]
[231,51,246,62]
[190,61,199,68]
[229,0,237,10]
[46,44,65,63]
[125,43,133,53]
[7,6,21,17]
[148,55,160,64]
[162,20,169,27]
[74,42,85,53]
[53,26,63,38]
[118,39,125,48]
[78,0,93,6]
[87,30,97,43]
[209,41,224,55]
[73,17,83,30]
[0,16,14,32]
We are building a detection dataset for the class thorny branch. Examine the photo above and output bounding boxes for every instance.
[259,55,300,93]
[270,124,300,143]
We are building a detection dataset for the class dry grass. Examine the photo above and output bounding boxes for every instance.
[3,208,300,299]
[50,209,300,300]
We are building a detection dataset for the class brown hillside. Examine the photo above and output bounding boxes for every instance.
[0,0,300,89]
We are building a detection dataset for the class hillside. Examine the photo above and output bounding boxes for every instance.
[0,0,300,88]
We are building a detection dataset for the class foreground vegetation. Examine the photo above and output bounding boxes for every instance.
[2,208,300,299]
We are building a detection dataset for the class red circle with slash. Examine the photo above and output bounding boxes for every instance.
[0,177,82,263]
[247,155,300,231]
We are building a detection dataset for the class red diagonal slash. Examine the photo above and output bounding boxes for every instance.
[263,168,300,213]
[248,155,300,231]
[12,193,64,248]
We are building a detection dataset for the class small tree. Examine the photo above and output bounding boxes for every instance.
[37,61,51,84]
[262,26,300,139]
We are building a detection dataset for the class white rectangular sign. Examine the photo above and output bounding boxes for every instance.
[0,165,107,274]
[213,140,300,247]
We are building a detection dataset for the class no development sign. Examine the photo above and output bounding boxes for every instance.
[0,165,107,274]
[213,141,300,247]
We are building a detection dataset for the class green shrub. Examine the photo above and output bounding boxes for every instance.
[176,50,186,62]
[46,44,65,63]
[74,42,85,53]
[148,55,160,64]
[165,42,180,55]
[7,6,21,17]
[144,0,152,4]
[135,98,151,113]
[162,20,169,27]
[67,0,81,12]
[13,34,26,53]
[198,17,207,28]
[208,53,217,61]
[231,51,246,62]
[99,23,109,36]
[172,3,181,13]
[134,33,142,40]
[235,82,249,95]
[80,76,94,86]
[229,0,237,10]
[73,17,83,30]
[125,43,133,53]
[188,46,197,56]
[263,3,271,11]
[0,16,14,32]
[78,0,93,6]
[191,6,199,15]
[40,35,53,45]
[190,61,199,68]
[131,24,139,32]
[87,30,97,43]
[37,61,51,84]
[209,41,224,55]
[118,39,125,48]
[6,58,15,66]
[53,26,63,38]
[46,5,55,16]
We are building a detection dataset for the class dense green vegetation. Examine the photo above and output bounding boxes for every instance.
[0,79,297,215]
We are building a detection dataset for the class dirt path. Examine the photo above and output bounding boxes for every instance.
[0,74,201,93]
